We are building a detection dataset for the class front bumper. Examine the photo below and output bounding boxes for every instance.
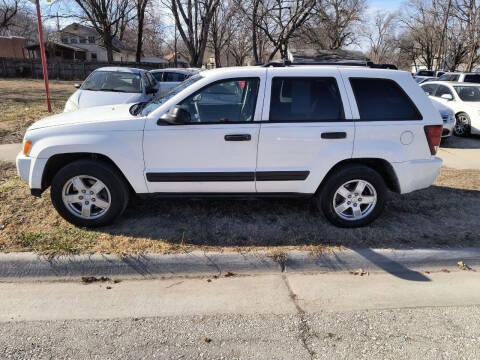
[15,152,48,195]
[441,116,455,138]
[392,157,443,194]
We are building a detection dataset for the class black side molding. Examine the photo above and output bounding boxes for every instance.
[146,171,310,182]
[321,132,347,139]
[225,134,251,141]
[256,171,310,181]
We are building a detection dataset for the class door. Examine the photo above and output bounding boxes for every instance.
[143,75,265,193]
[256,68,354,194]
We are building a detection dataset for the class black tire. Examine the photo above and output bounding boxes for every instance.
[317,165,387,228]
[454,112,471,137]
[50,159,129,227]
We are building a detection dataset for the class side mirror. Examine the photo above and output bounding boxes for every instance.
[441,93,453,101]
[74,83,81,89]
[157,106,191,125]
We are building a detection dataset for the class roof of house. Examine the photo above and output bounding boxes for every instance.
[25,41,87,52]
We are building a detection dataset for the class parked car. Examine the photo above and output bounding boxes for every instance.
[64,67,158,112]
[429,98,456,138]
[17,65,442,228]
[437,72,480,83]
[150,68,200,96]
[420,81,480,136]
[414,70,445,77]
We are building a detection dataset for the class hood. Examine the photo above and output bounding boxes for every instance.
[28,103,137,131]
[72,90,144,108]
[430,98,452,115]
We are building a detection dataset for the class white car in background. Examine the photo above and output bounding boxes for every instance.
[437,72,480,83]
[420,81,480,136]
[150,68,200,96]
[430,98,455,138]
[64,67,158,112]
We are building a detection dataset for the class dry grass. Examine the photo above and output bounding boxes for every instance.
[0,78,75,144]
[0,161,479,256]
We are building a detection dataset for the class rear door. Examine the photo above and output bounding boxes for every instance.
[256,67,354,194]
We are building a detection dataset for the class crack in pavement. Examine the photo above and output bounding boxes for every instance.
[282,274,316,359]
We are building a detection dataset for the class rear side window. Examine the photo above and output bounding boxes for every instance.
[463,74,480,83]
[435,85,453,98]
[151,72,163,81]
[350,78,422,121]
[269,77,344,122]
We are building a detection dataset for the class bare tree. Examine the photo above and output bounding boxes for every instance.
[363,10,399,64]
[0,0,19,34]
[208,1,235,67]
[455,0,480,71]
[70,0,135,62]
[165,0,221,67]
[298,0,366,50]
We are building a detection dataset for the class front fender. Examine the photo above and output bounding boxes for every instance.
[28,131,147,193]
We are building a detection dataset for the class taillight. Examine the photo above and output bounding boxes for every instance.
[424,125,442,155]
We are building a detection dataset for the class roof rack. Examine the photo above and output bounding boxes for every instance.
[261,61,398,69]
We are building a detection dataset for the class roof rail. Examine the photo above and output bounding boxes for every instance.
[261,60,398,70]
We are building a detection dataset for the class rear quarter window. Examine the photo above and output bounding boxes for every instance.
[463,74,480,83]
[350,78,422,121]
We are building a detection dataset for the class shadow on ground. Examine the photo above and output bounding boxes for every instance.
[441,134,480,149]
[100,185,480,250]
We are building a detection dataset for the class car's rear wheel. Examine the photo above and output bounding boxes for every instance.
[51,160,129,227]
[317,165,387,228]
[454,112,471,137]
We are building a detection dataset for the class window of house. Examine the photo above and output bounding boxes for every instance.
[350,78,422,120]
[79,36,87,44]
[178,78,260,123]
[88,36,95,44]
[269,77,345,122]
[61,37,69,44]
[90,53,97,61]
[70,37,78,44]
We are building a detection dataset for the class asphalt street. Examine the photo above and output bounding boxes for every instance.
[1,271,479,359]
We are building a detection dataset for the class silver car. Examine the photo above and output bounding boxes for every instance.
[430,97,456,138]
[150,68,200,96]
[64,67,158,112]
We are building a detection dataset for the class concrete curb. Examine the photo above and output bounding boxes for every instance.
[1,248,480,280]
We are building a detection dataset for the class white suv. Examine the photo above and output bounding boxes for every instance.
[16,65,443,228]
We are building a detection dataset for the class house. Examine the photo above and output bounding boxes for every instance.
[164,52,189,68]
[26,41,87,61]
[0,36,28,59]
[50,23,135,62]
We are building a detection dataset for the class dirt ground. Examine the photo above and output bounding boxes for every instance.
[0,161,479,256]
[0,78,75,144]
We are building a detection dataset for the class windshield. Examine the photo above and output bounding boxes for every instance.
[454,86,480,101]
[141,74,203,115]
[81,71,143,93]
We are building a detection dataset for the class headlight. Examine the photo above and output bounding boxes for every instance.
[23,140,32,156]
[64,99,78,112]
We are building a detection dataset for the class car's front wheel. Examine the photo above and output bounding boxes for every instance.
[454,112,471,137]
[317,165,387,228]
[50,160,129,227]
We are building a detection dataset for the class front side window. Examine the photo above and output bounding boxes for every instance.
[421,84,438,95]
[269,77,344,122]
[435,85,453,98]
[350,78,422,121]
[439,74,459,81]
[152,72,164,82]
[177,78,259,123]
[164,72,187,82]
[81,71,143,93]
[454,86,480,101]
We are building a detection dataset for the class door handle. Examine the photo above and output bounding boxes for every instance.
[225,134,251,141]
[321,132,347,139]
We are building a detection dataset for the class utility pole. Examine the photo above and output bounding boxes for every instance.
[30,0,52,112]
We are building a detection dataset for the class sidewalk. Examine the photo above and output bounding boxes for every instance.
[0,143,21,163]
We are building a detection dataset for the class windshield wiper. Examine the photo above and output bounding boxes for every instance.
[97,88,131,93]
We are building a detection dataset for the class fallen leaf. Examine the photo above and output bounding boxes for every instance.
[440,268,450,273]
[106,286,112,290]
[207,279,212,282]
[423,270,431,274]
[350,269,369,276]
[81,276,110,284]
[223,271,235,278]
[457,261,473,271]
[204,337,212,343]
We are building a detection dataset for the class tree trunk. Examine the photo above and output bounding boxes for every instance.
[252,0,259,64]
[136,11,145,62]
